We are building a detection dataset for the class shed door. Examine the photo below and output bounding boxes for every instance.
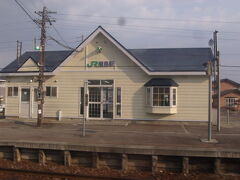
[20,88,30,118]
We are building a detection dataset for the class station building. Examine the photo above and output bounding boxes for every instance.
[0,26,213,121]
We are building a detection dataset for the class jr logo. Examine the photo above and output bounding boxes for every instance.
[87,61,115,67]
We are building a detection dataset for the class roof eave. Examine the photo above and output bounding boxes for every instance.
[0,72,55,76]
[148,71,206,75]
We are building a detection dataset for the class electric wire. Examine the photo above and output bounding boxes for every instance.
[14,0,77,52]
[14,0,40,28]
[51,25,70,46]
[8,0,240,81]
[57,13,240,25]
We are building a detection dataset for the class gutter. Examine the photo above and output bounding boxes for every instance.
[0,72,55,76]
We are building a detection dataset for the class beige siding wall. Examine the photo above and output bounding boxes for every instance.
[3,32,209,121]
[4,72,208,121]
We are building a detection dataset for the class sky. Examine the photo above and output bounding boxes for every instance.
[0,0,240,82]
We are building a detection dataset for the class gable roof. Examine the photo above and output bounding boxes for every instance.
[55,26,151,74]
[1,51,72,73]
[128,48,213,72]
[213,89,240,98]
[221,79,240,87]
[1,26,213,75]
[17,58,38,72]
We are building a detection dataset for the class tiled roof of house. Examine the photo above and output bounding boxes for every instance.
[213,89,240,98]
[1,48,213,73]
[221,79,240,87]
[1,51,72,73]
[128,48,213,72]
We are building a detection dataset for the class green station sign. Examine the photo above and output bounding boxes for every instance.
[87,61,115,67]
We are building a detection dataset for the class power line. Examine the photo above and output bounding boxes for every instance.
[48,36,79,51]
[14,0,76,53]
[57,19,216,33]
[57,13,240,25]
[53,20,240,41]
[51,25,70,47]
[14,0,40,28]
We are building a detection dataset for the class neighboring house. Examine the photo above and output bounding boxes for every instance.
[213,79,240,111]
[0,26,213,121]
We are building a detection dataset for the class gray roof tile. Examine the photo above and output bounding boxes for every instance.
[1,51,72,73]
[1,48,213,73]
[128,48,213,72]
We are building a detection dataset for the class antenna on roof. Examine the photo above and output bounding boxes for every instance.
[34,37,41,51]
[16,40,22,67]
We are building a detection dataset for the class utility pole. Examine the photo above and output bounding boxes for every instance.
[201,61,217,143]
[35,7,56,127]
[207,61,213,141]
[214,30,221,132]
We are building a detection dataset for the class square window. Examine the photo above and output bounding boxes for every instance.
[46,87,51,96]
[7,87,18,97]
[46,87,57,97]
[52,87,57,97]
[14,87,18,96]
[8,87,12,96]
[147,87,176,107]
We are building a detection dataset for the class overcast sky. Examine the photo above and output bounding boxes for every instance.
[1,0,240,82]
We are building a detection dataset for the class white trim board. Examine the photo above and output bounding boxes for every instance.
[0,72,54,76]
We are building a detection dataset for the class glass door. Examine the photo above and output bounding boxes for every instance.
[102,87,113,118]
[88,87,113,119]
[88,87,101,118]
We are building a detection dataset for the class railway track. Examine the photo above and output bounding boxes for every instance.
[0,167,141,180]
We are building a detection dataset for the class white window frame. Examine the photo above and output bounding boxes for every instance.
[45,86,58,98]
[116,87,122,117]
[171,87,177,107]
[146,86,177,107]
[79,87,84,115]
[225,97,238,107]
[7,86,19,97]
[146,87,151,106]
